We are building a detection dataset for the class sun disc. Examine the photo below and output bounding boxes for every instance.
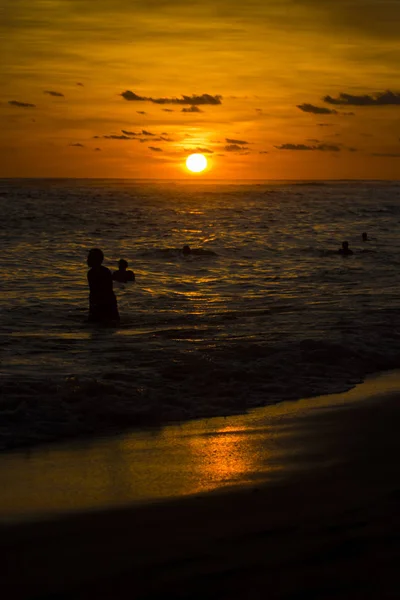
[186,153,207,173]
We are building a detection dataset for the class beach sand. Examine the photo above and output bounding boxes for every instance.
[2,374,400,599]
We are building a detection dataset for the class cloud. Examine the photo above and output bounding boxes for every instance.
[225,144,248,152]
[186,147,213,154]
[44,90,64,97]
[259,151,269,154]
[121,129,157,136]
[137,111,146,115]
[297,103,338,115]
[275,143,341,151]
[138,135,172,143]
[69,143,84,147]
[76,83,84,87]
[149,146,163,152]
[324,90,400,106]
[182,106,203,113]
[8,100,36,108]
[94,148,101,151]
[121,90,222,105]
[162,109,174,112]
[96,134,133,140]
[226,137,248,144]
[317,123,334,127]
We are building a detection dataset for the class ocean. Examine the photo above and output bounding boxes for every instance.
[2,179,400,450]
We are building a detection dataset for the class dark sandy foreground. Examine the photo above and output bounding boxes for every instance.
[2,388,400,599]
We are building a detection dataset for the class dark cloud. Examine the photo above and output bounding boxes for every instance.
[317,123,334,127]
[297,103,338,115]
[44,90,64,97]
[191,147,213,154]
[8,100,36,108]
[98,134,133,140]
[307,138,320,143]
[121,130,138,136]
[275,143,340,151]
[324,90,400,106]
[162,109,174,112]
[182,106,203,113]
[342,111,355,116]
[137,133,174,144]
[137,111,146,115]
[226,137,248,144]
[76,83,84,87]
[225,144,247,152]
[69,143,84,147]
[120,129,156,136]
[259,151,269,154]
[139,135,172,143]
[255,108,263,113]
[94,148,101,151]
[121,90,222,105]
[149,146,163,152]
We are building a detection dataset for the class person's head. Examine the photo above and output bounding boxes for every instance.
[342,241,349,250]
[362,232,368,241]
[118,259,128,271]
[182,245,191,255]
[87,248,104,267]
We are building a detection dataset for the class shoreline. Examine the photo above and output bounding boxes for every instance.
[2,371,400,597]
[1,370,399,521]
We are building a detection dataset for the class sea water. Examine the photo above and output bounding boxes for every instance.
[2,179,400,449]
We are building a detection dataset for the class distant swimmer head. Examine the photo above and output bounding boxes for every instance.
[362,232,368,241]
[87,248,104,267]
[182,245,191,255]
[339,240,353,256]
[118,259,128,270]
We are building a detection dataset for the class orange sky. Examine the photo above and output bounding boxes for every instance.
[1,0,400,179]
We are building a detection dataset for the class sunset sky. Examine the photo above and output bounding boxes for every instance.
[1,0,400,179]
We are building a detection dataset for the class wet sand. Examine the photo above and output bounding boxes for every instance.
[2,372,400,598]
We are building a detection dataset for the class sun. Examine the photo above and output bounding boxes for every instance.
[186,153,208,173]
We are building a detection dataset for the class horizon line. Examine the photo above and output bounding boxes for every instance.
[1,177,400,183]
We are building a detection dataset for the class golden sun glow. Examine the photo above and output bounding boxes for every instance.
[186,153,208,173]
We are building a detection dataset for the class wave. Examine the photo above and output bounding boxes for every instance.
[1,331,400,451]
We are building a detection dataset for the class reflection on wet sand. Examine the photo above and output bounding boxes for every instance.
[1,370,399,522]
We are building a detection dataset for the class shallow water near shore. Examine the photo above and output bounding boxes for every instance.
[0,369,399,522]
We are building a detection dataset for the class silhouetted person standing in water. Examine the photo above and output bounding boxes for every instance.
[87,248,120,324]
[338,241,353,256]
[113,259,135,283]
